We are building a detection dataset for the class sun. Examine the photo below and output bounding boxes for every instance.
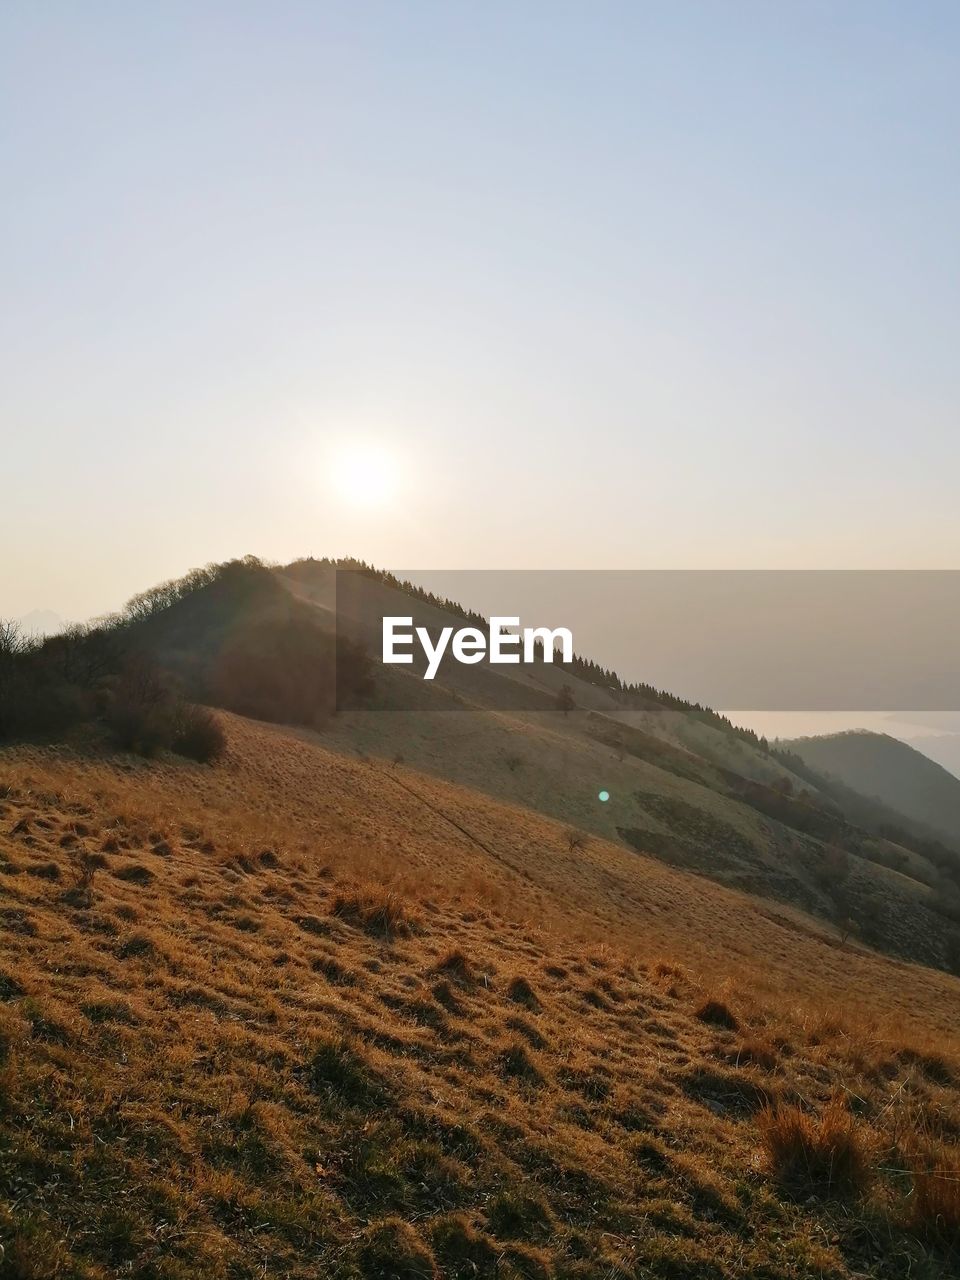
[330,442,400,508]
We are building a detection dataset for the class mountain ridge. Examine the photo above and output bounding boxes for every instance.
[5,556,960,974]
[783,729,960,851]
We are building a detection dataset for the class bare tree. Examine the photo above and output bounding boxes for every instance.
[556,684,576,717]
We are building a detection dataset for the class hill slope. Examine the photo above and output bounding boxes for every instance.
[2,716,960,1278]
[275,561,960,972]
[8,555,960,975]
[784,730,960,851]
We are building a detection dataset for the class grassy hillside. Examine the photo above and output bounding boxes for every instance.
[6,557,960,976]
[2,715,960,1278]
[784,731,960,851]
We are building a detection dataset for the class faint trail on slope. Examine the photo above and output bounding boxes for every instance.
[377,764,536,884]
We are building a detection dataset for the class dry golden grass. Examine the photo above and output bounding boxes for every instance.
[758,1100,872,1198]
[906,1139,960,1246]
[331,882,415,937]
[693,995,740,1031]
[1,715,960,1277]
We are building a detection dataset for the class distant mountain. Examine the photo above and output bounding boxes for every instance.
[16,609,65,637]
[783,730,960,848]
[904,734,960,784]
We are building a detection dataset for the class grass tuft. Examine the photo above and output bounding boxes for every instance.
[112,862,154,886]
[307,1035,386,1107]
[434,949,475,983]
[758,1099,870,1198]
[506,975,540,1010]
[331,882,413,937]
[486,1188,553,1241]
[430,1214,500,1275]
[905,1138,960,1246]
[498,1042,544,1085]
[357,1216,438,1279]
[695,996,739,1031]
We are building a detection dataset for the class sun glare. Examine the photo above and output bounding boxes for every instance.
[330,442,399,509]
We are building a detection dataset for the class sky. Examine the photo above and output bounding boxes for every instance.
[2,1,960,623]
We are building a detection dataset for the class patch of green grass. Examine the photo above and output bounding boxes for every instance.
[306,1036,387,1107]
[486,1188,553,1241]
[356,1216,437,1279]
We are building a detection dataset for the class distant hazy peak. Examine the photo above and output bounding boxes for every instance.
[15,609,66,637]
[784,729,960,846]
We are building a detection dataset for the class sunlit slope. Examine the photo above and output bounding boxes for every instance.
[2,714,954,1029]
[271,562,958,970]
[89,557,958,973]
[2,715,960,1278]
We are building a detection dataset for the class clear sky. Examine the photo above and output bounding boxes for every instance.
[3,2,959,621]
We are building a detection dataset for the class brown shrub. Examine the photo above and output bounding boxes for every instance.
[171,703,226,763]
[331,883,413,938]
[61,848,106,908]
[758,1100,870,1198]
[107,662,227,764]
[106,657,176,757]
